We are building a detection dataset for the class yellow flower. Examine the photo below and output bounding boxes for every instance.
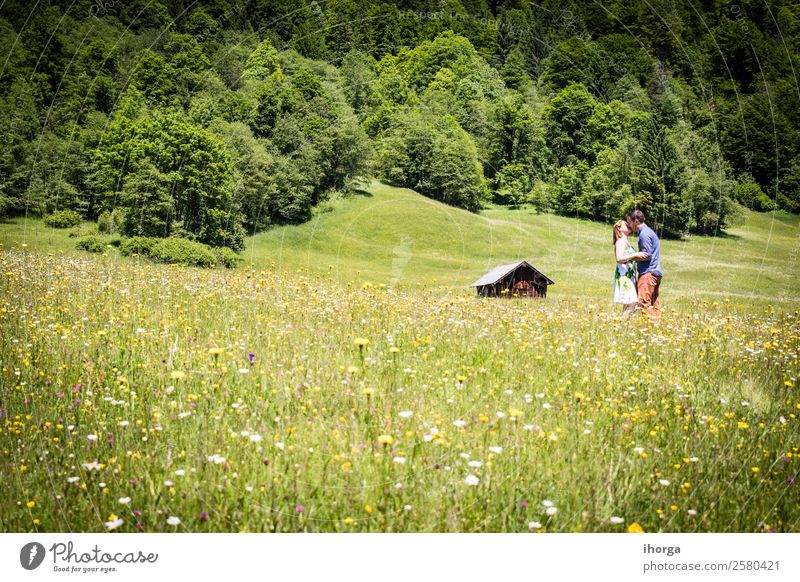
[208,347,224,356]
[362,387,375,396]
[627,522,645,533]
[389,347,400,353]
[364,505,373,514]
[170,371,186,380]
[343,517,354,525]
[353,338,369,347]
[751,466,760,473]
[26,500,35,508]
[377,434,394,446]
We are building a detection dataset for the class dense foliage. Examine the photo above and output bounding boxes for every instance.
[1,0,798,236]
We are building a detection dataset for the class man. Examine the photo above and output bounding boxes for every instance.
[626,210,662,321]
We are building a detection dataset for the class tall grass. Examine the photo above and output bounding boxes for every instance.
[1,249,797,532]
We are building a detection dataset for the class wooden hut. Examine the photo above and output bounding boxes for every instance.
[470,260,554,298]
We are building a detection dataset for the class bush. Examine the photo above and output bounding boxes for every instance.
[119,236,158,256]
[118,236,237,268]
[75,235,107,253]
[214,246,241,268]
[97,209,125,234]
[734,176,775,211]
[44,209,82,228]
[97,211,113,233]
[149,237,218,267]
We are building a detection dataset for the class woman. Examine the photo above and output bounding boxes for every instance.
[613,219,648,316]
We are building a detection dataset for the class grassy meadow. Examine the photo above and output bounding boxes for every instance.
[1,182,799,532]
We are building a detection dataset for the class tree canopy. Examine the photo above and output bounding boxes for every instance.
[1,0,798,239]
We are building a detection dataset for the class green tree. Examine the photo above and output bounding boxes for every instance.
[243,38,282,82]
[543,83,598,165]
[734,174,775,211]
[374,110,487,211]
[486,94,549,186]
[120,160,174,238]
[340,50,377,117]
[91,107,244,249]
[540,37,608,97]
[499,46,530,91]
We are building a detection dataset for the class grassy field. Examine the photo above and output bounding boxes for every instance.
[1,182,799,532]
[243,181,800,305]
[4,180,800,305]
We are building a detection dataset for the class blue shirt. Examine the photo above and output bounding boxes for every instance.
[636,224,662,277]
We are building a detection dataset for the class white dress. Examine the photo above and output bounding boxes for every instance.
[613,242,638,304]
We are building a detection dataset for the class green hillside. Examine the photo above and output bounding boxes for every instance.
[244,181,800,304]
[2,180,798,307]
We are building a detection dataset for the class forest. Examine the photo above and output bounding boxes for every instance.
[1,0,798,249]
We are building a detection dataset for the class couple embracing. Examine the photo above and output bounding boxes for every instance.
[612,210,662,321]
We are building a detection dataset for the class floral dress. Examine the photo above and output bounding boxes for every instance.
[613,242,638,304]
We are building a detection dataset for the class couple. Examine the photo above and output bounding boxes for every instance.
[612,210,662,320]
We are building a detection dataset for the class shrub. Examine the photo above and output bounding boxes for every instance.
[214,246,241,268]
[97,210,113,233]
[75,235,107,253]
[119,236,158,256]
[44,209,82,228]
[149,237,218,267]
[118,236,237,268]
[734,176,775,211]
[97,210,126,234]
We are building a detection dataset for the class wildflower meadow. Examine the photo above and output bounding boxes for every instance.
[1,237,798,533]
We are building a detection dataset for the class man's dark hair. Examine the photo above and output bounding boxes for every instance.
[627,210,645,224]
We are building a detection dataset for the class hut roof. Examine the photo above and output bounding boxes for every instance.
[469,260,555,287]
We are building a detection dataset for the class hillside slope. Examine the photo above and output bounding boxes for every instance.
[1,180,797,306]
[245,181,800,305]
